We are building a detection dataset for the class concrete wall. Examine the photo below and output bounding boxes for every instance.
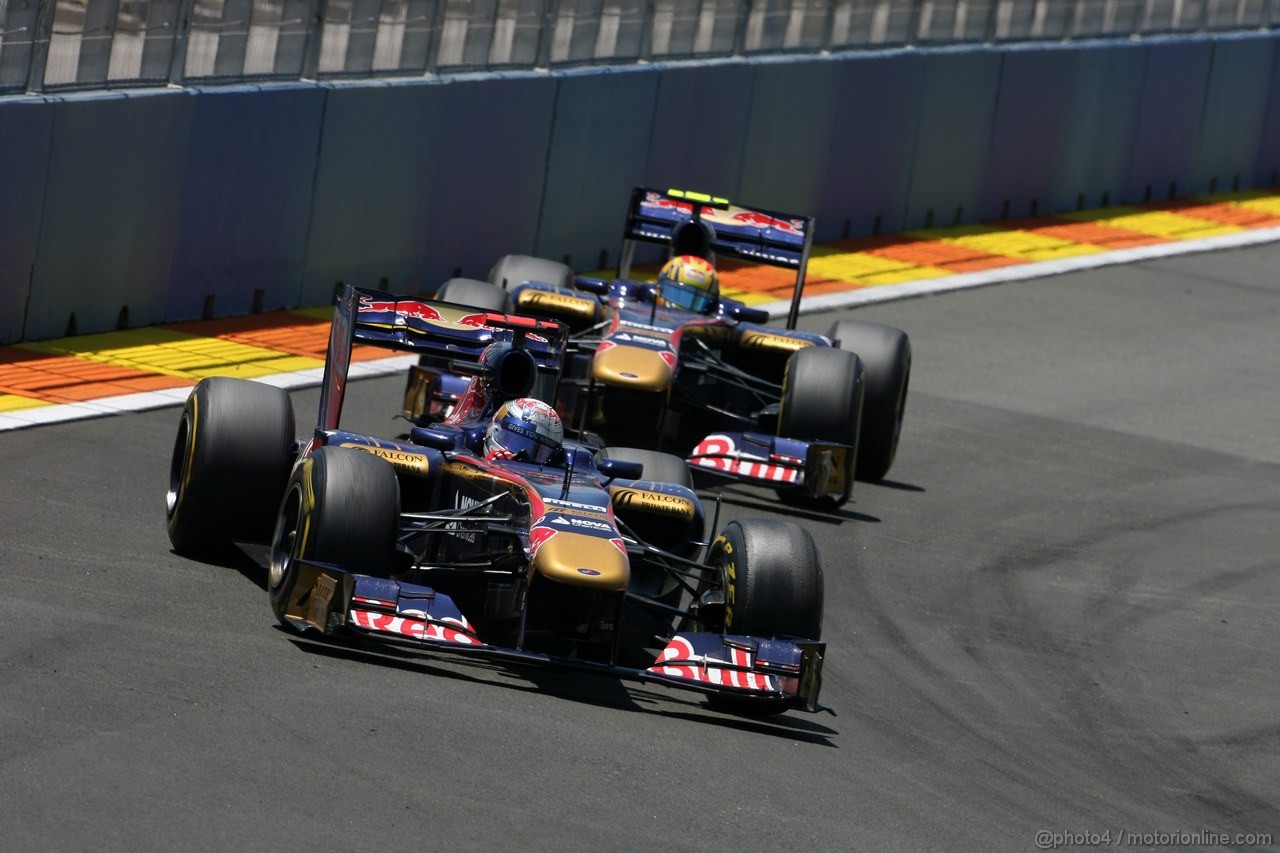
[2,31,1278,342]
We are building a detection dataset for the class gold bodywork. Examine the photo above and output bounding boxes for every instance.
[338,442,431,475]
[532,531,629,591]
[740,329,814,352]
[591,345,673,392]
[609,486,697,522]
[516,289,598,322]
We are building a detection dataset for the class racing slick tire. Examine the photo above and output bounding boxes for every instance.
[488,254,574,293]
[827,319,911,482]
[704,519,823,714]
[269,446,400,629]
[166,377,295,555]
[776,347,864,508]
[433,277,512,313]
[595,446,694,489]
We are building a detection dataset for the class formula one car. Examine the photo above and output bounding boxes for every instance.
[478,188,912,509]
[165,285,827,714]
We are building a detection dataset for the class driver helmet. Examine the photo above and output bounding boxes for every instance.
[483,397,564,464]
[656,255,719,314]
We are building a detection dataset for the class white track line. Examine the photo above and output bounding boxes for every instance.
[4,225,1279,432]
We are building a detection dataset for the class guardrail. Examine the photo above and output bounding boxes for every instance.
[0,0,1276,94]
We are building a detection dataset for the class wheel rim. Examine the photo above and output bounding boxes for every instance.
[268,485,302,590]
[166,412,192,518]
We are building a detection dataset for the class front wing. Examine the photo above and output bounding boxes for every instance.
[290,564,826,712]
[688,432,850,500]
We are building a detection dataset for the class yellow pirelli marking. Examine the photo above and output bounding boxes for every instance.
[24,328,323,379]
[0,393,51,412]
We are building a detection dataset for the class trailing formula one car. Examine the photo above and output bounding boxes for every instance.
[165,285,827,714]
[479,188,912,509]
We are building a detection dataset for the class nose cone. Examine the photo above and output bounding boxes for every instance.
[532,531,630,591]
[592,345,674,392]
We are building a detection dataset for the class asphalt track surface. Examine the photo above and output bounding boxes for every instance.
[3,243,1279,852]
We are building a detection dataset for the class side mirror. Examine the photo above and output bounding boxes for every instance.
[597,458,643,482]
[573,276,612,295]
[729,304,771,324]
[410,426,457,451]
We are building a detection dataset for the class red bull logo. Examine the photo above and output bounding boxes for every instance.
[358,297,445,322]
[731,211,805,234]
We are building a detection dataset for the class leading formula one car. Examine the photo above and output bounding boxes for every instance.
[474,188,912,510]
[165,284,827,714]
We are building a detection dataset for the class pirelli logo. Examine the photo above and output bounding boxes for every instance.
[610,487,696,521]
[338,443,430,474]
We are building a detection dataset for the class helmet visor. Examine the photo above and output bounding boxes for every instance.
[496,419,558,464]
[657,279,714,314]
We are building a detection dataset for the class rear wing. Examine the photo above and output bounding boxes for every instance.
[318,285,567,432]
[618,187,816,329]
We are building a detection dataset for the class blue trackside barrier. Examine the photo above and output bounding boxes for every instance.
[535,65,659,271]
[1125,39,1215,203]
[168,83,326,322]
[1258,44,1280,187]
[26,88,195,341]
[1190,34,1278,195]
[0,96,53,343]
[301,78,454,306]
[1052,40,1147,213]
[978,44,1080,222]
[818,50,923,240]
[0,32,1277,344]
[737,55,844,241]
[902,48,1004,230]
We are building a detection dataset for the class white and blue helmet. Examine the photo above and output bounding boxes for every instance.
[483,397,564,464]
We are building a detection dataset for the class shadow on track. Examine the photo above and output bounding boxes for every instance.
[284,631,839,746]
[170,543,269,591]
[701,485,880,525]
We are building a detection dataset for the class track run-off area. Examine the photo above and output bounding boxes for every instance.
[2,241,1278,851]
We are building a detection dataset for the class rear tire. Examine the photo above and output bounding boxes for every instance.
[269,447,400,628]
[704,519,824,714]
[166,377,295,555]
[776,347,864,508]
[488,255,574,293]
[827,320,910,481]
[433,277,511,313]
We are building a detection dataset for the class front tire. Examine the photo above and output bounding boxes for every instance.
[166,377,295,555]
[776,347,864,508]
[827,319,910,481]
[269,447,400,629]
[703,519,824,714]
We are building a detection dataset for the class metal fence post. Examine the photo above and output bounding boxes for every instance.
[166,0,199,83]
[24,0,57,91]
[534,0,559,67]
[300,0,326,77]
[733,0,754,54]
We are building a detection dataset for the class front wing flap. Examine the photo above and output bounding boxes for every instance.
[688,432,850,499]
